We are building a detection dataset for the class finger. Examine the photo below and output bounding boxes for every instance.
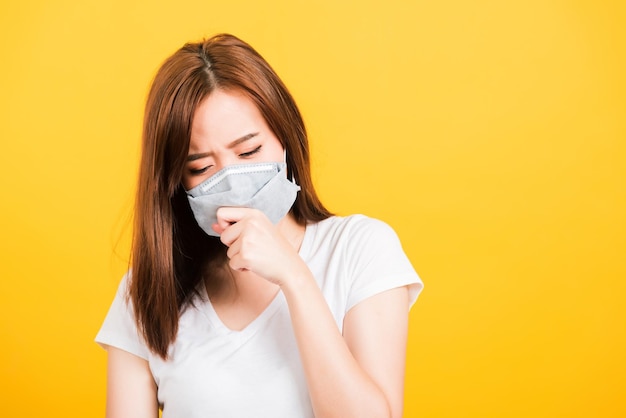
[228,253,250,272]
[215,206,253,227]
[215,207,247,245]
[211,223,224,236]
[226,240,251,271]
[214,208,239,234]
[219,220,243,247]
[225,234,242,260]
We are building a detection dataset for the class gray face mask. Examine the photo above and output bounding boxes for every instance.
[186,161,301,237]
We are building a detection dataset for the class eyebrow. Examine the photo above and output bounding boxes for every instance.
[186,132,259,162]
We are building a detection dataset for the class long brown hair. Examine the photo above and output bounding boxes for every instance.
[129,34,331,358]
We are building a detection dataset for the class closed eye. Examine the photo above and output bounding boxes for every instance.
[189,165,212,175]
[239,145,262,158]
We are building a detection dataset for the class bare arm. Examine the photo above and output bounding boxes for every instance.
[215,208,413,418]
[343,287,410,418]
[105,346,159,418]
[283,277,410,418]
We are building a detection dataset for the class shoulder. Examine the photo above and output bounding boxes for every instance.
[311,214,401,246]
[308,215,423,312]
[304,214,407,269]
[96,272,152,360]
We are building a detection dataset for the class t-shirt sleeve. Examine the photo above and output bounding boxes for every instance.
[344,216,423,312]
[95,273,150,360]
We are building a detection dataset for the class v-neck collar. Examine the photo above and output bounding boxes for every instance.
[199,221,316,336]
[200,285,285,336]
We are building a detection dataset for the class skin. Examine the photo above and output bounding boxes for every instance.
[105,89,411,418]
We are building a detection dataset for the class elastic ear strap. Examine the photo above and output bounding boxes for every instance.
[284,149,297,184]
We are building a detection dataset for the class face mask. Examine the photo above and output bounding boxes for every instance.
[186,161,301,237]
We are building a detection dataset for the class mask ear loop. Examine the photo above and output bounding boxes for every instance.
[284,149,298,185]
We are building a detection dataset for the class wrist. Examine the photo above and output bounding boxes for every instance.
[279,265,316,299]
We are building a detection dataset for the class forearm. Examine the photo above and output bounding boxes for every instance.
[281,272,392,418]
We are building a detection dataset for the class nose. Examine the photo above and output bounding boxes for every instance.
[212,154,239,172]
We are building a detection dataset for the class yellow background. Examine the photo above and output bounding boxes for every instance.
[1,0,624,416]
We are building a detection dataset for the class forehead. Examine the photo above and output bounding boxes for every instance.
[189,89,268,150]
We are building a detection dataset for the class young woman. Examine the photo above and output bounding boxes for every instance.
[96,33,423,418]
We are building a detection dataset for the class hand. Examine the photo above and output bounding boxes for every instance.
[213,207,307,286]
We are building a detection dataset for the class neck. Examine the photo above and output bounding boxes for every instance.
[276,213,306,252]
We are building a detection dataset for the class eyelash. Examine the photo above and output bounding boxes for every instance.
[189,166,210,175]
[189,146,262,175]
[239,145,262,158]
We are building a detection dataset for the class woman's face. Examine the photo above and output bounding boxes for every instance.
[182,89,284,190]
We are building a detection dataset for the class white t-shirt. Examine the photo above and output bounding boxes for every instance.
[96,214,423,418]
